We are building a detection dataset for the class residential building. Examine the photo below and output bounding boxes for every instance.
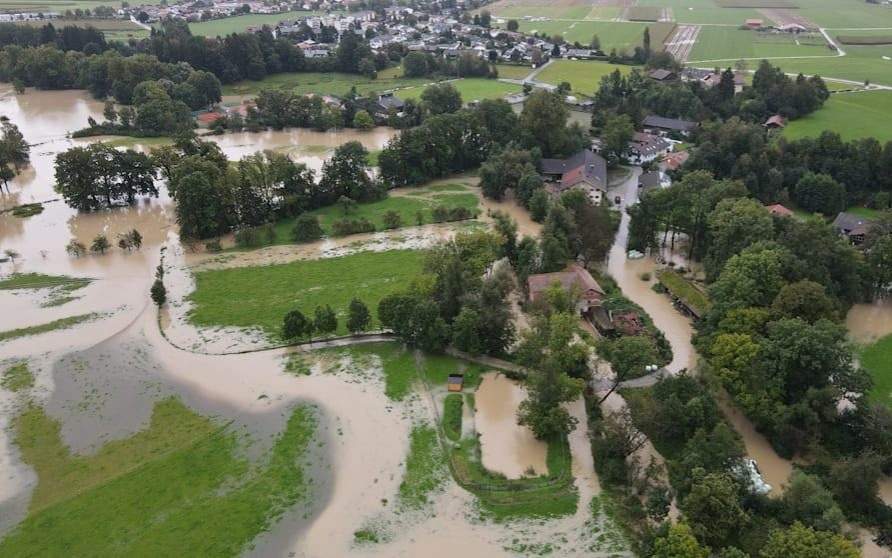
[832,212,874,245]
[527,264,606,313]
[539,149,608,204]
[642,115,699,137]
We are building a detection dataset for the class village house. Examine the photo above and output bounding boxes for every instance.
[764,114,786,129]
[527,264,606,314]
[625,132,673,165]
[832,211,875,245]
[642,115,699,137]
[539,149,608,204]
[648,68,677,82]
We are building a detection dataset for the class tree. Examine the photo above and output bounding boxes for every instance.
[760,522,859,558]
[781,471,845,533]
[771,280,837,323]
[528,189,550,222]
[150,278,166,306]
[794,172,847,216]
[402,51,430,77]
[682,471,748,549]
[601,114,634,165]
[421,83,462,115]
[283,309,313,340]
[127,229,143,250]
[103,99,117,123]
[313,305,337,337]
[65,240,86,257]
[506,19,519,31]
[90,234,110,254]
[519,90,576,157]
[292,214,323,242]
[319,141,375,202]
[347,298,371,333]
[353,109,374,129]
[577,201,615,265]
[597,336,659,403]
[0,121,29,192]
[705,198,775,280]
[652,523,709,558]
[4,249,19,263]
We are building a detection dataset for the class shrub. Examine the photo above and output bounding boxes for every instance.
[382,210,402,229]
[293,214,324,242]
[331,218,375,236]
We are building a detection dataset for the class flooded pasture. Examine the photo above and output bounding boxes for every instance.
[847,298,892,345]
[473,372,547,479]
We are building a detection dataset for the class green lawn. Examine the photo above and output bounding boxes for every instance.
[222,67,429,97]
[862,334,892,410]
[187,11,324,37]
[514,20,650,51]
[0,398,318,556]
[536,60,637,96]
[0,272,92,307]
[398,78,522,102]
[785,90,892,142]
[189,249,426,339]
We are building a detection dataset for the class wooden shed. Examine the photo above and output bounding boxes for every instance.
[447,374,464,392]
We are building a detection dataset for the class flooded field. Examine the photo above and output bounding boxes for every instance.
[847,299,892,345]
[474,372,547,478]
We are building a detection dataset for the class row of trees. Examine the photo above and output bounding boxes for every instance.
[0,23,108,54]
[685,117,892,206]
[282,299,371,340]
[54,143,157,210]
[402,50,497,79]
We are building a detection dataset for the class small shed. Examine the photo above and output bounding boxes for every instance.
[447,374,464,392]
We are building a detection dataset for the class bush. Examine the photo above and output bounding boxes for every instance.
[293,214,324,242]
[382,210,402,229]
[331,218,375,236]
[443,393,463,442]
[431,205,474,223]
[204,239,222,252]
[150,278,166,307]
[234,224,275,247]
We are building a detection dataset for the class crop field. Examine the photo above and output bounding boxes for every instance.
[482,0,593,20]
[398,78,522,102]
[626,6,663,21]
[796,0,892,28]
[187,11,322,37]
[189,249,426,338]
[12,18,139,30]
[771,45,892,87]
[515,19,650,50]
[536,59,636,94]
[637,0,762,24]
[688,27,831,61]
[714,0,797,7]
[784,90,892,142]
[0,0,161,13]
[222,67,430,97]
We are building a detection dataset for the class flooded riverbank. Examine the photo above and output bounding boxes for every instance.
[847,299,892,345]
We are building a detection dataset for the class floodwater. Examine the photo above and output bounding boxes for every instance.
[474,372,547,478]
[847,299,892,345]
[604,168,794,497]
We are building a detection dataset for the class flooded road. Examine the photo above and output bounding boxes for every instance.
[604,168,795,497]
[474,372,547,478]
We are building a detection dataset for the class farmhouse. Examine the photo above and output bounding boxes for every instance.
[642,115,699,137]
[765,203,793,217]
[745,18,764,29]
[648,69,677,82]
[527,264,605,313]
[764,114,786,129]
[832,212,875,245]
[539,149,607,204]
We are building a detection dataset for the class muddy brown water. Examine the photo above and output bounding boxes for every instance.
[847,299,892,345]
[474,372,548,478]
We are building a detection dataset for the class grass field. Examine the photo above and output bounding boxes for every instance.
[12,18,139,30]
[797,0,892,28]
[222,67,429,97]
[714,0,797,7]
[638,0,763,24]
[784,90,892,142]
[656,269,711,317]
[0,398,318,556]
[862,334,892,409]
[626,6,663,21]
[0,313,99,343]
[689,27,831,61]
[399,425,448,509]
[0,0,162,13]
[769,46,892,88]
[515,20,651,51]
[398,78,521,102]
[837,35,892,46]
[1,361,32,392]
[187,11,321,37]
[495,64,534,79]
[443,393,463,442]
[259,190,478,247]
[536,59,637,95]
[189,249,426,339]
